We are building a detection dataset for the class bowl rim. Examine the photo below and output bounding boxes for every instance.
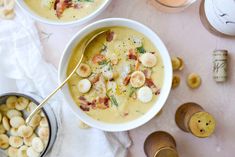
[58,18,172,132]
[15,0,112,26]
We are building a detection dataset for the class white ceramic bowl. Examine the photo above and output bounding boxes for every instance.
[58,18,172,132]
[15,0,112,26]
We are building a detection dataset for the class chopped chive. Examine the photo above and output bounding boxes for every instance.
[98,60,108,65]
[110,95,119,107]
[129,87,137,97]
[106,89,112,95]
[101,44,107,52]
[136,46,146,54]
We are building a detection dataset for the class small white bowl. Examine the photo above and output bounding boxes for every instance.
[58,18,172,132]
[15,0,112,26]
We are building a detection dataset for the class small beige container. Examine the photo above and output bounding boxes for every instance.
[151,0,196,13]
[144,131,179,157]
[200,0,235,38]
[175,102,216,138]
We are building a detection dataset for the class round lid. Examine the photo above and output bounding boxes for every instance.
[154,147,179,157]
[189,111,216,138]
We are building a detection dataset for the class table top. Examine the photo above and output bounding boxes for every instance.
[37,0,235,157]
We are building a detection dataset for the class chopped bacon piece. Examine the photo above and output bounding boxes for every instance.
[96,97,110,109]
[104,98,109,107]
[127,49,138,60]
[78,96,91,106]
[123,75,131,86]
[143,69,152,79]
[145,78,155,87]
[123,112,129,116]
[98,97,109,107]
[145,78,161,95]
[106,31,115,42]
[55,0,72,18]
[90,99,97,109]
[54,0,59,10]
[80,105,90,112]
[78,96,90,111]
[92,54,106,64]
[78,96,110,111]
[155,89,161,95]
[89,73,100,84]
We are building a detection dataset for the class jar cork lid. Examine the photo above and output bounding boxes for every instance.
[189,111,216,138]
[213,50,228,82]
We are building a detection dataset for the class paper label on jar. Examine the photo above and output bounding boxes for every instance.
[204,0,235,36]
[213,50,228,82]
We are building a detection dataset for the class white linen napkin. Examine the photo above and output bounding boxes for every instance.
[0,7,131,157]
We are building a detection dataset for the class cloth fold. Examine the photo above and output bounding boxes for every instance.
[0,7,131,157]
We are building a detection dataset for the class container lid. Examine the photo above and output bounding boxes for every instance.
[154,147,179,157]
[189,111,216,138]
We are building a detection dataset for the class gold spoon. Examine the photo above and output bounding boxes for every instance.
[26,30,109,124]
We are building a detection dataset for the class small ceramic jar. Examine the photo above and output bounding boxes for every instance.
[200,0,235,37]
[144,131,179,157]
[151,0,196,13]
[175,102,216,138]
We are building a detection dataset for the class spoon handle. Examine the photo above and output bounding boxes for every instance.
[26,30,108,124]
[26,53,84,124]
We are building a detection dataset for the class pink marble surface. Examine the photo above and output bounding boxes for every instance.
[37,0,235,157]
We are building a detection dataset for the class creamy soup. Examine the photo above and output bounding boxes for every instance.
[67,27,165,123]
[24,0,105,22]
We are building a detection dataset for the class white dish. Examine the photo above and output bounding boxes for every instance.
[15,0,112,26]
[58,18,172,131]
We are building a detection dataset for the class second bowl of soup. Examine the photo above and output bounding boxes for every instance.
[16,0,111,26]
[59,18,172,131]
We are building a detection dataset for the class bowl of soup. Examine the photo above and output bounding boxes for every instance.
[16,0,111,26]
[58,18,172,131]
